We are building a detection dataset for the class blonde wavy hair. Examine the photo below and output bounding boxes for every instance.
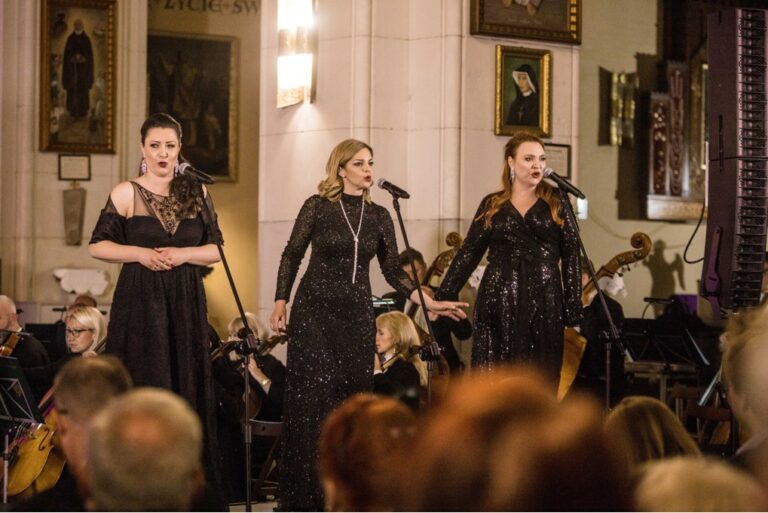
[318,139,373,203]
[376,311,427,387]
[479,132,563,229]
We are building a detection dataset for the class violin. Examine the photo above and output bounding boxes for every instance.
[380,344,423,371]
[558,232,652,400]
[0,331,22,357]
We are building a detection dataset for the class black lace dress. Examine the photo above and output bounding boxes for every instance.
[89,181,224,496]
[275,193,412,510]
[436,194,582,383]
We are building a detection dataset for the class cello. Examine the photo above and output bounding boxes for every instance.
[4,335,109,501]
[557,232,653,400]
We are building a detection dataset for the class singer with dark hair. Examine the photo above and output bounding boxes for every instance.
[270,138,466,510]
[436,132,582,385]
[88,112,225,503]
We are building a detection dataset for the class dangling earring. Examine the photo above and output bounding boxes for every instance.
[510,168,515,181]
[140,158,147,175]
[173,160,180,177]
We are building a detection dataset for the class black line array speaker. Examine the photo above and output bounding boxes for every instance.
[701,8,768,313]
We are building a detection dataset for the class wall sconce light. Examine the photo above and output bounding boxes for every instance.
[277,0,316,108]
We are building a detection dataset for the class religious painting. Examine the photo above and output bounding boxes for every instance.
[471,0,581,44]
[495,45,551,138]
[40,0,117,153]
[147,32,239,182]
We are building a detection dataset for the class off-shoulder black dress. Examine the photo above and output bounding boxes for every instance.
[89,181,224,498]
[436,194,582,383]
[274,193,412,511]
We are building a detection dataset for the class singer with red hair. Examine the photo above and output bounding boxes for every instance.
[436,132,582,384]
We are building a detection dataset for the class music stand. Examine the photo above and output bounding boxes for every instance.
[0,355,42,503]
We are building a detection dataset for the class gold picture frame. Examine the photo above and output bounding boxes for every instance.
[147,31,239,182]
[495,45,551,137]
[40,0,117,153]
[471,0,581,45]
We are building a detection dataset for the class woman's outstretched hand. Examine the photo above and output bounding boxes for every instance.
[410,288,468,321]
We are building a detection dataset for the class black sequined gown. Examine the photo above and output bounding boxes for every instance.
[89,181,224,497]
[275,193,412,510]
[436,194,582,383]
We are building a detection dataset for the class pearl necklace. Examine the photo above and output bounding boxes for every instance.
[339,197,365,284]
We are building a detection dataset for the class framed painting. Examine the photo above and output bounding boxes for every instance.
[545,143,570,178]
[471,0,581,45]
[40,0,117,153]
[495,45,552,137]
[147,31,239,182]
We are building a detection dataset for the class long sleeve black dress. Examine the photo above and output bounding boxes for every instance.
[436,194,582,383]
[274,193,412,511]
[89,181,224,501]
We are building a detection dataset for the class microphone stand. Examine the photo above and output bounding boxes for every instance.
[388,195,443,408]
[194,180,260,511]
[557,188,626,410]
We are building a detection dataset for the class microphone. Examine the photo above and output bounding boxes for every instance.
[543,168,585,199]
[377,178,410,199]
[177,162,215,184]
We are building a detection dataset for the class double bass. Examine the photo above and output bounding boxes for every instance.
[557,232,653,400]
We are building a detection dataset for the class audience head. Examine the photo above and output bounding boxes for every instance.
[318,394,417,511]
[375,311,427,387]
[400,368,632,511]
[723,305,768,435]
[0,295,20,332]
[87,388,203,512]
[635,456,767,511]
[54,356,133,490]
[604,395,701,471]
[65,306,106,354]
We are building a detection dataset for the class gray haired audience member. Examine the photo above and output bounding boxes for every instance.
[634,456,767,511]
[87,388,204,511]
[17,356,133,511]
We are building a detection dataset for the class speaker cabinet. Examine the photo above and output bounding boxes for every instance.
[702,8,768,312]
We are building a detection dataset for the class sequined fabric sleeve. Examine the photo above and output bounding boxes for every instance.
[89,197,127,245]
[560,204,583,326]
[435,195,494,301]
[274,195,319,302]
[376,205,415,297]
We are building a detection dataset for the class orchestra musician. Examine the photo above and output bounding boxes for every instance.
[373,311,427,412]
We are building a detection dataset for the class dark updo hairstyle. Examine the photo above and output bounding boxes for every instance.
[139,113,201,218]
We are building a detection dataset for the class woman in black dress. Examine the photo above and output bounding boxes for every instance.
[436,132,581,384]
[89,113,223,498]
[270,138,466,511]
